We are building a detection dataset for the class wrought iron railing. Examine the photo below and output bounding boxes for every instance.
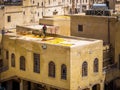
[103,63,117,73]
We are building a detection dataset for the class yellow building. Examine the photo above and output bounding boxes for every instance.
[70,15,120,89]
[0,26,104,90]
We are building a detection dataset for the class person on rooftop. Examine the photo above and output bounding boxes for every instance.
[42,24,47,38]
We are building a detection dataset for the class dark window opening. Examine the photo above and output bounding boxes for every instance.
[37,2,39,6]
[0,49,1,55]
[6,50,9,59]
[20,56,25,71]
[48,0,50,4]
[41,2,43,6]
[33,1,34,4]
[119,54,120,70]
[61,64,67,80]
[82,61,88,77]
[94,58,99,72]
[7,16,11,22]
[23,11,25,15]
[0,59,3,67]
[49,61,55,77]
[42,12,43,16]
[11,53,15,67]
[33,53,40,73]
[78,25,83,32]
[38,12,39,16]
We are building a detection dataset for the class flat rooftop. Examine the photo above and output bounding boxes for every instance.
[16,24,59,35]
[6,33,100,47]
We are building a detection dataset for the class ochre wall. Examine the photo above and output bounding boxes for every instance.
[70,40,104,90]
[1,35,70,89]
[39,16,70,36]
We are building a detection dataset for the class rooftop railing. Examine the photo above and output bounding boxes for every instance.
[103,63,117,73]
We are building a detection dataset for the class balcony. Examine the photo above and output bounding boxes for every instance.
[103,63,117,73]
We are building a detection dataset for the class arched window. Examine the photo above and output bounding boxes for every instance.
[20,56,26,71]
[49,61,55,77]
[61,64,67,80]
[82,61,88,76]
[94,58,98,72]
[11,53,15,67]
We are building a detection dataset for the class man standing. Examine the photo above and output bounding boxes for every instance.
[42,24,47,38]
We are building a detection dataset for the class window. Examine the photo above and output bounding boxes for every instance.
[49,61,55,77]
[33,53,40,73]
[33,0,34,4]
[0,49,1,55]
[78,25,83,32]
[38,12,39,17]
[11,53,15,67]
[94,58,99,72]
[42,12,43,16]
[61,64,67,80]
[6,50,9,59]
[82,61,88,76]
[41,2,43,6]
[119,54,120,70]
[0,59,3,67]
[20,56,26,71]
[23,11,25,15]
[37,2,39,6]
[7,16,11,22]
[48,0,50,4]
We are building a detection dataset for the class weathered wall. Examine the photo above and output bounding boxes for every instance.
[71,15,116,44]
[70,40,104,90]
[4,6,23,30]
[0,8,5,30]
[115,21,120,68]
[1,35,70,89]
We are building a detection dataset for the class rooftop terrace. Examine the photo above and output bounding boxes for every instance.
[6,32,99,47]
[3,24,101,47]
